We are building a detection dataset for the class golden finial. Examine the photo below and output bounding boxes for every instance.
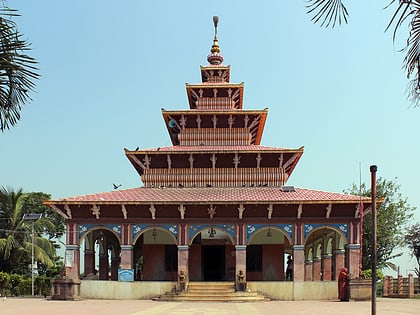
[207,16,223,65]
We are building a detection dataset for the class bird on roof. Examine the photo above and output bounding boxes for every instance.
[113,183,122,190]
[135,147,139,151]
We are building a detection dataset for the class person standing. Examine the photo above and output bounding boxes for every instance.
[286,255,293,281]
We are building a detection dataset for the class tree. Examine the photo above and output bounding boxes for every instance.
[346,177,415,270]
[405,223,420,276]
[0,3,39,132]
[306,1,420,107]
[0,187,64,274]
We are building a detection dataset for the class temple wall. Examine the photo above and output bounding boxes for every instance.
[80,281,338,300]
[80,281,176,299]
[247,281,338,301]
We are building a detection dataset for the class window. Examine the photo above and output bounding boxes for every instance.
[246,245,262,272]
[165,245,178,272]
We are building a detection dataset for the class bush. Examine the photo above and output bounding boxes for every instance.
[35,275,51,297]
[361,269,384,280]
[0,272,11,296]
[9,274,25,296]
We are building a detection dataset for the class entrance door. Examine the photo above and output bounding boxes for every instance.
[203,246,225,281]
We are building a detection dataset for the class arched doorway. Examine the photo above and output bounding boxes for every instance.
[80,227,121,281]
[304,226,347,281]
[133,227,177,281]
[247,225,291,281]
[189,227,235,281]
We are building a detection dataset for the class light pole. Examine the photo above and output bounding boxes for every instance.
[23,213,42,296]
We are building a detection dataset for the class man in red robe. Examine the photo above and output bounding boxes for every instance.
[338,267,349,301]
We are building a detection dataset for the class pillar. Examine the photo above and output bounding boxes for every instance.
[333,249,345,281]
[98,254,108,280]
[313,258,321,281]
[304,260,313,281]
[235,245,247,290]
[408,274,414,297]
[118,245,134,281]
[65,245,80,280]
[110,257,120,281]
[293,245,305,281]
[84,249,95,276]
[346,244,360,279]
[322,255,332,281]
[120,245,133,269]
[177,245,189,291]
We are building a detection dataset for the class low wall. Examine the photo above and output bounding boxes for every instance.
[80,281,176,300]
[81,280,340,300]
[247,281,338,301]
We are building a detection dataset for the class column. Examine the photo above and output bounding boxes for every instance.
[333,249,345,281]
[177,245,189,291]
[346,244,360,279]
[98,254,108,280]
[304,260,313,281]
[118,245,134,281]
[292,245,305,281]
[313,258,321,281]
[110,257,120,281]
[65,244,80,280]
[322,255,332,281]
[84,249,95,276]
[235,245,247,290]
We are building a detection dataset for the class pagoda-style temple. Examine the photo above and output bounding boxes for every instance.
[46,17,372,300]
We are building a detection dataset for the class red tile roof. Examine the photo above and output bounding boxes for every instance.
[127,145,304,153]
[46,187,370,205]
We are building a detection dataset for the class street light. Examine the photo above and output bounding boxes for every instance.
[23,213,42,296]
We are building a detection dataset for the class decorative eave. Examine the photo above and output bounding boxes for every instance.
[124,145,304,177]
[200,65,230,83]
[185,82,244,109]
[162,109,268,145]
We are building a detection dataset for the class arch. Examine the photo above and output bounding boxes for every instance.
[247,225,292,246]
[246,224,293,245]
[78,225,121,246]
[304,224,348,244]
[189,226,235,246]
[132,226,177,245]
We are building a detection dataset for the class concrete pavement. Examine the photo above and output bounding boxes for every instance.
[1,297,419,315]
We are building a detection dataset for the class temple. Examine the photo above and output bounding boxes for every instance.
[46,17,372,300]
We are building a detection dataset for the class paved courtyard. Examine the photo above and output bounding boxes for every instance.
[1,297,420,315]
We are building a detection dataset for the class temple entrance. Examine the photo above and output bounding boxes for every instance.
[202,245,225,281]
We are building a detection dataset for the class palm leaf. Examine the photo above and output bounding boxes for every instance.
[306,0,349,28]
[386,1,420,107]
[0,6,39,132]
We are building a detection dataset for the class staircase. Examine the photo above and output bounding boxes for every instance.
[154,282,268,302]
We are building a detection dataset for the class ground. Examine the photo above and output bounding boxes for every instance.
[1,297,420,315]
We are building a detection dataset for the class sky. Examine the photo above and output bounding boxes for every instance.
[2,1,419,274]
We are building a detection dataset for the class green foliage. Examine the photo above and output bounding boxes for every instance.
[361,269,384,280]
[405,223,420,258]
[0,4,39,132]
[35,275,51,296]
[0,187,65,274]
[346,177,415,270]
[0,271,11,295]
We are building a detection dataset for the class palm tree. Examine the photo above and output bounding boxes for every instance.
[306,0,420,107]
[0,4,39,132]
[0,187,55,273]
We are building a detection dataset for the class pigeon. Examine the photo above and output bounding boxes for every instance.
[113,183,122,190]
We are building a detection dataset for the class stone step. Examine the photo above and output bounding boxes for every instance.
[153,281,269,302]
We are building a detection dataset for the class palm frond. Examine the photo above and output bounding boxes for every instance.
[386,1,420,107]
[306,0,349,28]
[0,6,39,131]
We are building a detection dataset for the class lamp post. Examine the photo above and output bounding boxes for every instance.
[23,213,42,296]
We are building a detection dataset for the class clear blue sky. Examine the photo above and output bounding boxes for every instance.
[2,1,419,273]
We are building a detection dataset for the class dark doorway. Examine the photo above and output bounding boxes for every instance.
[202,246,225,281]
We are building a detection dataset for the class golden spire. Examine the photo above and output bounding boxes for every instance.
[207,16,224,65]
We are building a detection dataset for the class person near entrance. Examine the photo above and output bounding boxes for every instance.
[286,255,293,281]
[338,267,350,301]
